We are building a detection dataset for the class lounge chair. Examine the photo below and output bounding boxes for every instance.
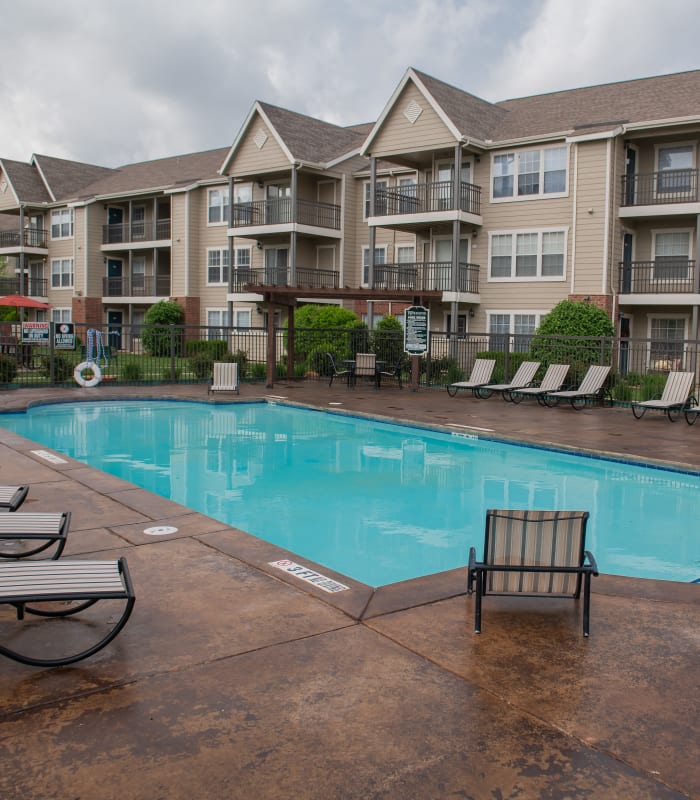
[378,356,405,389]
[542,365,611,409]
[0,557,135,666]
[355,353,379,389]
[685,400,700,426]
[326,352,352,387]
[0,512,70,560]
[446,359,496,397]
[208,362,239,395]
[631,371,695,422]
[468,509,598,637]
[0,485,29,512]
[508,363,569,405]
[475,361,541,400]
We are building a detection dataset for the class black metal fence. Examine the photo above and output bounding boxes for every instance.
[0,322,698,405]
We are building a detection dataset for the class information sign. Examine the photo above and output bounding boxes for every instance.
[54,322,76,350]
[21,322,49,344]
[404,306,429,355]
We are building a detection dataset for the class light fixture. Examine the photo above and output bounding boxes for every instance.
[469,308,475,318]
[256,241,263,250]
[257,180,264,188]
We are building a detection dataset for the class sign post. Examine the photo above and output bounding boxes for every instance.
[404,306,429,391]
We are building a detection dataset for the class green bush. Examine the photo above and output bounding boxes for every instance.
[142,301,185,357]
[220,349,248,378]
[249,362,266,379]
[640,373,667,400]
[530,300,614,368]
[185,339,227,359]
[0,354,17,383]
[120,360,144,381]
[40,353,73,383]
[189,352,214,379]
[162,366,181,383]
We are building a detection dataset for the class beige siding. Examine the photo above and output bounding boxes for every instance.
[0,168,17,210]
[223,114,290,176]
[84,203,105,298]
[369,83,458,158]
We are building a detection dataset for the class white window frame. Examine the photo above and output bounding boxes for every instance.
[652,228,693,282]
[490,145,568,202]
[50,208,73,239]
[234,308,252,328]
[207,248,230,285]
[207,187,230,225]
[365,180,388,218]
[487,311,547,351]
[50,258,74,289]
[206,308,230,340]
[647,315,687,370]
[488,229,567,282]
[654,142,695,197]
[51,307,72,323]
[362,244,387,287]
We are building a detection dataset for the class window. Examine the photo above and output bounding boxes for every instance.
[656,145,694,194]
[51,208,73,239]
[365,181,388,217]
[132,256,146,292]
[492,146,567,200]
[362,246,386,285]
[234,308,251,327]
[207,248,230,284]
[208,188,230,224]
[51,308,71,323]
[235,247,251,269]
[650,317,685,369]
[489,312,541,351]
[396,245,415,263]
[489,230,566,280]
[207,309,229,340]
[51,258,73,288]
[654,231,691,281]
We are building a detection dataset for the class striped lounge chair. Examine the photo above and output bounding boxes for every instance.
[0,557,135,667]
[208,362,239,395]
[0,485,29,512]
[468,509,599,636]
[0,512,70,560]
[631,371,695,422]
[446,359,496,397]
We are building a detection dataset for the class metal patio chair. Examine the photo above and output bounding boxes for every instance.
[475,361,541,400]
[0,512,70,560]
[326,352,352,387]
[446,358,496,397]
[509,364,570,405]
[468,509,598,637]
[631,371,695,422]
[542,365,612,409]
[0,485,29,512]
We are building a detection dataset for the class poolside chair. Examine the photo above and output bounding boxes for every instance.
[0,512,70,560]
[0,485,29,512]
[0,557,135,667]
[208,362,239,395]
[684,399,700,425]
[468,509,598,637]
[378,356,405,389]
[475,361,541,400]
[355,353,379,389]
[326,352,352,387]
[631,371,695,422]
[542,365,612,410]
[508,364,570,405]
[446,359,496,397]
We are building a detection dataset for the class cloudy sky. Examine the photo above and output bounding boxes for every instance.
[2,0,699,168]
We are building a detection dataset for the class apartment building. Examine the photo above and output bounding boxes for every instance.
[1,66,699,365]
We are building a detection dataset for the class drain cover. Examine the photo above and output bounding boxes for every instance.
[143,525,178,536]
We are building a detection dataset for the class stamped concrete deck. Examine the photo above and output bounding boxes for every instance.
[0,380,698,800]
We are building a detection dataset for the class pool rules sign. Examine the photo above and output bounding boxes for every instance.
[404,306,429,356]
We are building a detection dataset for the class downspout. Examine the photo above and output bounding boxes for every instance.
[184,190,191,297]
[368,157,377,329]
[450,144,460,337]
[290,165,297,286]
[18,205,25,295]
[570,144,578,296]
[338,174,345,288]
[601,138,612,297]
[83,205,89,300]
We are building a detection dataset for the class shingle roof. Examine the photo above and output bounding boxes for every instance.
[258,102,367,164]
[0,159,52,204]
[32,155,114,200]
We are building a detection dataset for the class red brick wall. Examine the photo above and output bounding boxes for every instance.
[568,294,613,319]
[72,297,102,327]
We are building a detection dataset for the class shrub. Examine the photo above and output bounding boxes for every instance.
[142,301,184,357]
[0,354,17,383]
[162,366,181,383]
[220,348,248,378]
[120,360,143,381]
[249,362,266,379]
[530,300,614,369]
[189,352,214,380]
[185,339,227,359]
[40,353,73,383]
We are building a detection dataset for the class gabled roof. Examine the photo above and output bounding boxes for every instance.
[220,101,368,174]
[0,158,52,205]
[32,155,114,202]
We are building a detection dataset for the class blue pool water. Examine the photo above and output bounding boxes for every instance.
[1,400,699,587]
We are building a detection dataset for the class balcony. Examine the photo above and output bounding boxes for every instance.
[230,199,340,230]
[618,260,696,294]
[0,276,48,296]
[102,220,172,245]
[0,228,48,250]
[621,170,699,208]
[374,180,481,218]
[231,267,339,291]
[102,275,171,297]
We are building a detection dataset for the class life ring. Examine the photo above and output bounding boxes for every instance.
[74,361,102,388]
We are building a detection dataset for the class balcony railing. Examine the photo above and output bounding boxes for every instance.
[102,275,171,297]
[230,262,479,293]
[621,170,699,207]
[618,260,696,293]
[375,180,481,217]
[102,220,172,244]
[230,199,341,230]
[0,228,48,249]
[0,277,48,296]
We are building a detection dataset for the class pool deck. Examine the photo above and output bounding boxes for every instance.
[0,380,698,800]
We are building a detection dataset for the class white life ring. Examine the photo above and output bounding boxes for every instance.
[74,361,102,388]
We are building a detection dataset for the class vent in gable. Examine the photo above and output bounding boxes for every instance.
[404,100,423,125]
[254,129,268,150]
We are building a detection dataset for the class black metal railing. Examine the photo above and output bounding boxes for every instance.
[0,276,48,296]
[373,261,479,293]
[621,169,699,206]
[618,260,696,293]
[0,228,48,249]
[375,180,481,217]
[102,275,171,297]
[102,220,172,244]
[230,199,341,229]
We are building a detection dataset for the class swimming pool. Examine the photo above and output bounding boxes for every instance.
[1,400,699,586]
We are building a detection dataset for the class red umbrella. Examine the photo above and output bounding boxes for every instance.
[0,294,51,309]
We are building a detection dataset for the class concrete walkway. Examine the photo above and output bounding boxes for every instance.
[0,381,698,800]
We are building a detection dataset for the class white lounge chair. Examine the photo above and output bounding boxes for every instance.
[208,362,239,395]
[509,364,570,405]
[446,359,496,397]
[476,361,541,401]
[631,371,695,422]
[0,511,70,560]
[543,365,611,410]
[0,485,29,512]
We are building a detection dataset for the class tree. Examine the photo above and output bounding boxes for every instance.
[372,314,404,364]
[141,300,185,356]
[529,300,614,370]
[289,303,366,374]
